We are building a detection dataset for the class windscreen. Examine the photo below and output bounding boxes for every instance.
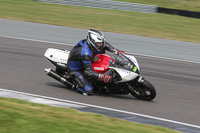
[110,53,139,74]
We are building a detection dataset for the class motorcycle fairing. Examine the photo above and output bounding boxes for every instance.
[109,67,138,82]
[125,55,140,73]
[44,48,70,64]
[112,54,140,74]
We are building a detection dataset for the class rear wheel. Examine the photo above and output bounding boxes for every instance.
[128,80,156,101]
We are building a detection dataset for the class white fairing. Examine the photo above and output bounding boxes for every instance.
[110,67,139,82]
[110,54,140,83]
[125,54,140,71]
[44,48,70,64]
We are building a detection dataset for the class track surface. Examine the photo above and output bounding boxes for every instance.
[0,36,200,127]
[1,18,200,63]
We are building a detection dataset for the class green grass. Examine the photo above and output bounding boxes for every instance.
[0,0,199,43]
[0,97,180,133]
[113,0,200,11]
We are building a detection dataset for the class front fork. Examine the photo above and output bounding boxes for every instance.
[137,76,145,84]
[127,75,145,89]
[126,75,146,95]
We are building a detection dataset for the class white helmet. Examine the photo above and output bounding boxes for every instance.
[87,29,105,51]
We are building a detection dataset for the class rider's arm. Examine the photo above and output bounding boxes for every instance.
[104,42,125,54]
[81,54,99,80]
[104,41,116,53]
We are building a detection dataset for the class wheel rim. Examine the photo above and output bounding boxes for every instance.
[134,87,151,97]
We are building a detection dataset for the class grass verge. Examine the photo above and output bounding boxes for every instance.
[0,0,200,43]
[0,97,180,133]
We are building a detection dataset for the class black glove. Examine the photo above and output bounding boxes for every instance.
[97,74,114,84]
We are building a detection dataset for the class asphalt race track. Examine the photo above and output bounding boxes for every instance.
[0,36,200,129]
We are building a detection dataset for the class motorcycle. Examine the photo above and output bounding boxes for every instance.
[44,48,156,101]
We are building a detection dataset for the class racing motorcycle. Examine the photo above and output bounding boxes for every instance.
[44,48,156,101]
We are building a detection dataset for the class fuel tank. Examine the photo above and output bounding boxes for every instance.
[92,54,112,74]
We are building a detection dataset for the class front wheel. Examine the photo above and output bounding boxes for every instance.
[128,80,156,101]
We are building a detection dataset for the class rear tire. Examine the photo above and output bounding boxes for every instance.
[128,80,156,101]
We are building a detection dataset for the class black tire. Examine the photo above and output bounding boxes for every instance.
[128,80,156,101]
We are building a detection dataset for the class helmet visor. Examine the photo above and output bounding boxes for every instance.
[95,41,105,51]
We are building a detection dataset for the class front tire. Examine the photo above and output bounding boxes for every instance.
[128,80,156,101]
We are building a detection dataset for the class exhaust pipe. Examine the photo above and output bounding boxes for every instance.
[45,68,75,89]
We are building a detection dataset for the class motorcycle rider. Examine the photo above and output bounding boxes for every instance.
[67,29,124,95]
